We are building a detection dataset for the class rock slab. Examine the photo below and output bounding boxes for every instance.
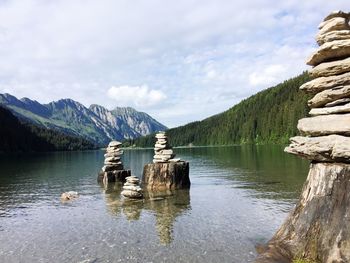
[142,161,190,190]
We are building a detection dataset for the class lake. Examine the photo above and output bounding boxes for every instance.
[0,145,309,263]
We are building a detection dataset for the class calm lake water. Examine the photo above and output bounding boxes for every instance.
[0,145,309,263]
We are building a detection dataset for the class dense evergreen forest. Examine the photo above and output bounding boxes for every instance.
[125,73,312,147]
[0,106,97,152]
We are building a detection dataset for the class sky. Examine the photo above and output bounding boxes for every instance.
[0,0,349,127]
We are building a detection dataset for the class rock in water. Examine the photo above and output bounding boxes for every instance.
[121,176,143,199]
[97,140,131,183]
[152,131,179,163]
[61,191,79,201]
[257,10,350,263]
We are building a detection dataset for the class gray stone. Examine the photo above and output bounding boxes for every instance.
[306,39,350,66]
[285,135,350,162]
[309,57,350,77]
[121,190,143,199]
[308,85,350,108]
[317,17,349,36]
[154,143,167,149]
[102,164,124,172]
[123,185,142,192]
[309,103,350,115]
[108,141,122,147]
[322,10,350,22]
[300,71,350,94]
[317,30,350,45]
[105,156,121,162]
[325,98,350,107]
[298,114,350,136]
[160,149,174,155]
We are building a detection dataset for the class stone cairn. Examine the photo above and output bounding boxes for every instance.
[97,141,131,183]
[257,11,350,263]
[153,131,180,163]
[143,132,190,190]
[121,176,143,199]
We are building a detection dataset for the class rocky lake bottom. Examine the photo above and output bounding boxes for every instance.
[0,145,309,263]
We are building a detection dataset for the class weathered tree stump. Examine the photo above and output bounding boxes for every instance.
[142,161,190,190]
[256,162,350,263]
[97,170,131,183]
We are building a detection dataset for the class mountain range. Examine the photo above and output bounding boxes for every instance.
[0,93,167,146]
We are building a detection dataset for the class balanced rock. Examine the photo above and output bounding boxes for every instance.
[317,30,350,46]
[322,10,350,22]
[309,57,350,77]
[317,17,349,37]
[300,71,350,94]
[298,114,350,136]
[309,102,350,115]
[308,85,350,108]
[153,131,179,163]
[97,141,131,183]
[121,176,143,199]
[285,135,350,163]
[325,98,350,107]
[307,39,350,66]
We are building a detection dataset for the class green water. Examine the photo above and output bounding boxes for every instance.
[0,145,309,262]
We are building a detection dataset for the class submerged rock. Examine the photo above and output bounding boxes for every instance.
[61,191,79,201]
[121,176,143,199]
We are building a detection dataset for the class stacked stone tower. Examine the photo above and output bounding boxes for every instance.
[97,141,131,183]
[257,11,350,263]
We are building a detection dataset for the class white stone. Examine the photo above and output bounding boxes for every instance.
[308,85,350,108]
[309,103,350,115]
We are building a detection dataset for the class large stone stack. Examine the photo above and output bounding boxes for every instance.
[143,132,190,190]
[97,141,131,183]
[257,11,350,263]
[153,132,180,163]
[285,11,350,162]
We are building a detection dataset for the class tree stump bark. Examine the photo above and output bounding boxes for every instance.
[256,162,350,263]
[97,170,131,183]
[142,161,190,190]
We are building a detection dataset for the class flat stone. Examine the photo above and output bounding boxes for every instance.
[159,149,174,155]
[108,141,122,147]
[322,10,350,22]
[104,152,122,158]
[154,144,167,149]
[306,39,350,66]
[121,190,143,199]
[309,103,350,115]
[317,30,350,45]
[308,85,350,108]
[169,158,181,162]
[317,17,349,36]
[105,156,121,162]
[298,113,350,136]
[104,161,122,166]
[325,98,350,106]
[285,135,350,162]
[309,57,350,77]
[102,164,124,172]
[123,185,142,192]
[300,72,350,94]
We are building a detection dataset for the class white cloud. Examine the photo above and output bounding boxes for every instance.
[0,0,349,127]
[249,64,287,86]
[107,85,167,107]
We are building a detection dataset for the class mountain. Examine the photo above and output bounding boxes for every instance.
[0,106,96,152]
[0,94,167,146]
[126,72,312,147]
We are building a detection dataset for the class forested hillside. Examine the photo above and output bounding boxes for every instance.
[126,73,312,147]
[0,106,96,152]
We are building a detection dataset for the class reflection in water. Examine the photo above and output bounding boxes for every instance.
[101,182,191,245]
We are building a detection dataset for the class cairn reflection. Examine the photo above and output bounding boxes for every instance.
[100,183,191,245]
